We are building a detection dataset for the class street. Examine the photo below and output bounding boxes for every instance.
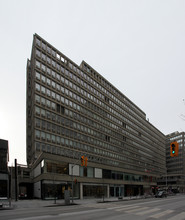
[1,195,185,220]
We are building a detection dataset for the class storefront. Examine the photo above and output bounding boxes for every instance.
[83,184,107,198]
[41,180,80,199]
[110,185,124,197]
[124,185,143,196]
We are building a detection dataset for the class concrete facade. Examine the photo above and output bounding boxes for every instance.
[158,131,185,193]
[26,34,166,199]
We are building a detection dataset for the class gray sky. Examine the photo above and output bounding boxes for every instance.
[0,0,185,165]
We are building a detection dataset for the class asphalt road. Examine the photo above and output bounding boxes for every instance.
[1,195,185,220]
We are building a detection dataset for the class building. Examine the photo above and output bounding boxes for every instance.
[26,33,166,199]
[10,164,32,200]
[0,139,9,198]
[158,131,185,193]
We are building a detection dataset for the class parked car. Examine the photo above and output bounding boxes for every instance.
[155,191,167,198]
[19,193,27,199]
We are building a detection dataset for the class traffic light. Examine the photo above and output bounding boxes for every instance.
[74,178,78,184]
[85,157,88,167]
[170,141,179,157]
[81,156,84,166]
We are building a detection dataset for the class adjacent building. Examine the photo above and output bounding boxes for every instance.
[26,34,166,199]
[158,131,185,193]
[0,139,9,198]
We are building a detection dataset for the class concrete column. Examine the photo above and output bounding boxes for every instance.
[80,183,83,199]
[107,184,110,198]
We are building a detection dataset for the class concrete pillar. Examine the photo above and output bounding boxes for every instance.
[107,184,110,198]
[80,183,83,199]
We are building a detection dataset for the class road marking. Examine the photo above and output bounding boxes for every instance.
[125,206,148,213]
[107,204,137,210]
[15,216,54,220]
[150,209,174,218]
[15,209,105,220]
[167,212,185,220]
[137,207,160,215]
[115,205,140,211]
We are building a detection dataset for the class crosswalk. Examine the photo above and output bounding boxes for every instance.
[82,203,185,219]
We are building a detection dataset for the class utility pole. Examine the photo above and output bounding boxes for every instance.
[71,164,74,204]
[15,159,17,201]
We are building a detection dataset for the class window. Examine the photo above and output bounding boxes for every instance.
[51,102,55,110]
[56,136,60,144]
[41,131,45,140]
[35,95,40,103]
[36,38,40,46]
[56,73,60,81]
[36,71,40,80]
[41,75,46,83]
[41,120,46,129]
[52,81,55,88]
[47,67,51,75]
[47,57,51,64]
[42,42,46,50]
[36,60,40,68]
[47,46,51,54]
[36,50,41,57]
[35,142,40,151]
[52,71,55,78]
[56,53,60,60]
[52,50,56,57]
[57,104,60,113]
[35,106,40,115]
[41,86,46,94]
[41,97,45,105]
[35,118,40,127]
[52,135,56,143]
[61,76,64,83]
[56,84,60,91]
[36,83,40,91]
[46,89,50,97]
[56,94,60,101]
[61,66,65,73]
[35,130,40,139]
[87,167,94,178]
[52,60,55,68]
[41,109,46,117]
[46,78,50,86]
[51,91,55,99]
[42,53,46,61]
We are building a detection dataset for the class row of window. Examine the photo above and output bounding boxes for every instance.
[167,134,184,142]
[35,141,151,172]
[35,100,161,168]
[35,78,163,158]
[35,51,164,146]
[36,38,146,122]
[35,115,158,168]
[43,159,155,181]
[35,83,164,169]
[35,127,145,166]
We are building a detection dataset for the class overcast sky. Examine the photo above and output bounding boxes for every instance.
[0,0,185,165]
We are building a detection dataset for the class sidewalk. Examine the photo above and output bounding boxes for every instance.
[0,196,146,210]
